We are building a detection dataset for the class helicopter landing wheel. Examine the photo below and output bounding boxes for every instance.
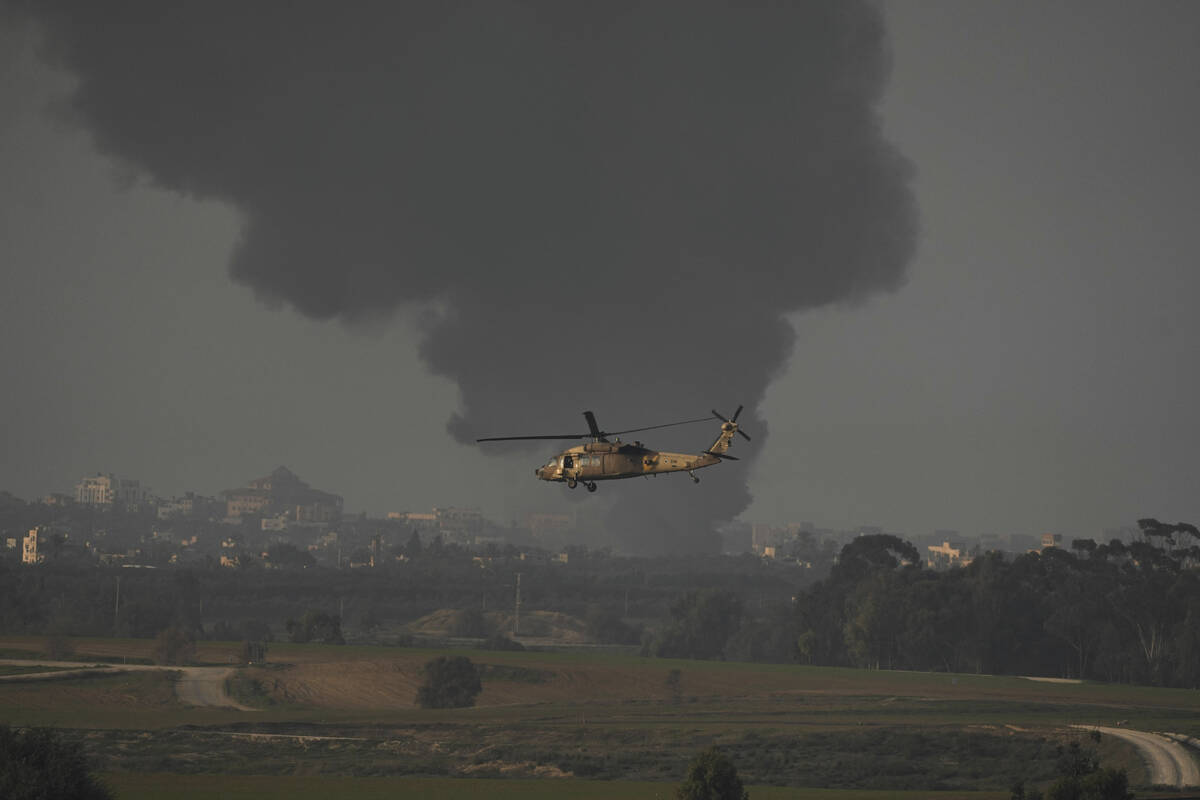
[567,478,578,489]
[690,474,700,484]
[585,481,597,492]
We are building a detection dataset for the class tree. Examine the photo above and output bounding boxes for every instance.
[285,610,344,644]
[0,725,114,800]
[404,530,423,558]
[831,534,921,584]
[153,624,197,665]
[665,668,683,703]
[1043,741,1133,800]
[1046,767,1133,800]
[415,655,482,708]
[264,542,315,569]
[653,590,743,660]
[675,747,749,800]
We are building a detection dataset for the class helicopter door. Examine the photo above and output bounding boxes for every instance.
[563,454,584,481]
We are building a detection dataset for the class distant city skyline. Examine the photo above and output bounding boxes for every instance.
[27,462,1144,547]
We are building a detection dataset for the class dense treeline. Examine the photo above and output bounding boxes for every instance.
[0,546,809,646]
[644,520,1200,690]
[789,521,1200,687]
[6,504,1198,690]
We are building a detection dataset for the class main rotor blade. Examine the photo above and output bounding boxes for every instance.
[732,405,744,422]
[606,416,713,436]
[711,409,728,422]
[583,411,603,439]
[737,429,752,441]
[476,434,586,442]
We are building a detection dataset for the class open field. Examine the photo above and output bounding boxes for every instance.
[3,635,1198,793]
[0,663,81,676]
[102,773,1009,799]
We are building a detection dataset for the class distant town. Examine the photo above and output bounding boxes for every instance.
[3,465,1140,571]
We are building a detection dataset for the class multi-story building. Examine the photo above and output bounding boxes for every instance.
[222,489,271,517]
[388,507,487,544]
[926,540,972,570]
[222,466,342,522]
[76,474,116,505]
[22,527,45,564]
[1041,533,1063,551]
[75,474,149,508]
[389,511,438,529]
[434,507,484,543]
[157,492,217,520]
[751,523,784,556]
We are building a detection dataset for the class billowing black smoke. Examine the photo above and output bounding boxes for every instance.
[15,1,916,553]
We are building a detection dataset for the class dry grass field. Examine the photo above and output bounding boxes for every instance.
[102,772,1010,799]
[2,635,1197,794]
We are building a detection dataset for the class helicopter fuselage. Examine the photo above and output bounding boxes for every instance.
[535,440,722,484]
[478,408,746,492]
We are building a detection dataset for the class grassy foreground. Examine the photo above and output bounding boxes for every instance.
[3,636,1197,792]
[102,773,1008,799]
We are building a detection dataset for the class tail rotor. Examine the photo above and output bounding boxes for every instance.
[711,406,752,441]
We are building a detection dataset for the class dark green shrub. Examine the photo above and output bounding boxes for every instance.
[416,655,482,709]
[676,746,749,800]
[0,725,114,800]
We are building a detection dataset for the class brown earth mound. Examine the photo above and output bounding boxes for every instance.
[406,609,591,643]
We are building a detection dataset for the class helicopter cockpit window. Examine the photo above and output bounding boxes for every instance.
[546,458,557,468]
[563,455,574,469]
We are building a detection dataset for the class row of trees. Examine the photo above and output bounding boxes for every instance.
[792,523,1200,686]
[648,521,1200,689]
[0,548,807,645]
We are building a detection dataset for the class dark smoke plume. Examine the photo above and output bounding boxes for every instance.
[15,1,916,553]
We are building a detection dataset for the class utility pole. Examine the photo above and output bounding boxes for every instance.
[513,572,522,636]
[113,575,121,636]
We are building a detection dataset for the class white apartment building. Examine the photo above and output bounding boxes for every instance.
[76,474,149,508]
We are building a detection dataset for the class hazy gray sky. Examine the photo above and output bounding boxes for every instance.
[1,2,1197,544]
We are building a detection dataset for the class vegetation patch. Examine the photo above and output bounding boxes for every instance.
[477,664,550,684]
[0,648,45,660]
[0,671,180,724]
[102,773,1009,800]
[0,664,80,676]
[224,671,278,708]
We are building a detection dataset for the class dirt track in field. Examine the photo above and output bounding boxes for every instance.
[0,659,251,710]
[1073,725,1200,787]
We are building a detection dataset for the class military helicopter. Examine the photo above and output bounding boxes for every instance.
[476,407,750,492]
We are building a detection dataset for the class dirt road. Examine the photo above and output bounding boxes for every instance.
[1073,725,1200,787]
[173,666,252,709]
[0,658,250,710]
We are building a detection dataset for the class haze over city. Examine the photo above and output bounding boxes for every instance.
[2,1,1197,549]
